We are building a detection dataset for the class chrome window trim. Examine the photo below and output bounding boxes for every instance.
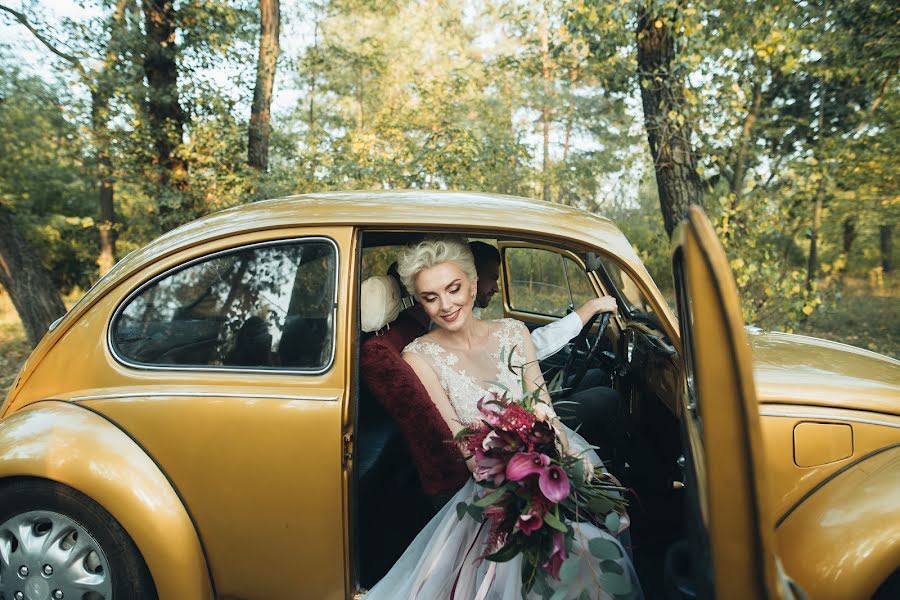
[759,410,900,430]
[71,392,337,402]
[108,236,340,376]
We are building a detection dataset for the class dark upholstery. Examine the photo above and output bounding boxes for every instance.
[357,308,470,586]
[360,309,470,497]
[278,316,330,368]
[225,316,273,366]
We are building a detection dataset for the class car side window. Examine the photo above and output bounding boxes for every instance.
[112,239,337,371]
[505,247,595,317]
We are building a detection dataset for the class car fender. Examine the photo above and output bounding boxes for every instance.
[775,443,900,600]
[0,400,213,600]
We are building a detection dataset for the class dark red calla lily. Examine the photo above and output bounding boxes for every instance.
[505,452,550,481]
[538,464,570,503]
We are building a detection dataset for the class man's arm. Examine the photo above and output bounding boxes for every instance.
[530,312,583,360]
[530,296,618,360]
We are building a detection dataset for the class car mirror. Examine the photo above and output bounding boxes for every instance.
[584,252,603,274]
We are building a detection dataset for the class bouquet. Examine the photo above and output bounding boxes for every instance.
[454,384,635,599]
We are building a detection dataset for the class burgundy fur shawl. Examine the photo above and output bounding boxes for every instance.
[361,311,470,496]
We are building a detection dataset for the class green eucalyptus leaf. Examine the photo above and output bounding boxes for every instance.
[549,588,569,600]
[533,570,553,598]
[559,556,581,583]
[604,512,621,532]
[588,537,622,560]
[599,559,625,576]
[467,504,484,522]
[569,458,585,484]
[598,571,632,596]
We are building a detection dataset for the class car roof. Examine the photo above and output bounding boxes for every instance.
[16,191,669,381]
[100,190,645,291]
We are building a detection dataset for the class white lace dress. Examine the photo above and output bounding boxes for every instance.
[364,319,643,600]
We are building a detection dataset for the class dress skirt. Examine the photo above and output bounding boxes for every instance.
[363,426,643,600]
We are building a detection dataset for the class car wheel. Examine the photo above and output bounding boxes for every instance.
[0,478,157,600]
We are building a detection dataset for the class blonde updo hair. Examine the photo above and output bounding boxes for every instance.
[397,236,478,295]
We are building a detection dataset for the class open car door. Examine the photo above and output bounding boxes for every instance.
[671,207,799,599]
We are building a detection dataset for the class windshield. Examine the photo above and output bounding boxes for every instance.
[596,255,658,322]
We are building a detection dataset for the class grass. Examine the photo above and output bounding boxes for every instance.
[1,274,897,397]
[799,275,900,359]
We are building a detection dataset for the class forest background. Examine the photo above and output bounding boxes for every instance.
[0,0,897,391]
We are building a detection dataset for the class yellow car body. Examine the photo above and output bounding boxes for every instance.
[1,192,897,599]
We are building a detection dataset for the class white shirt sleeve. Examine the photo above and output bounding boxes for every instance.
[530,311,583,360]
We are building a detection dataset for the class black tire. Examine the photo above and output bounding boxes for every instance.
[0,477,157,600]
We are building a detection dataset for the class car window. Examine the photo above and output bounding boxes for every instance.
[112,239,337,371]
[361,246,398,282]
[597,255,657,319]
[505,247,595,318]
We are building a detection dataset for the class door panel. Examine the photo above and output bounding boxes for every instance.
[86,392,345,600]
[83,226,352,600]
[672,207,787,599]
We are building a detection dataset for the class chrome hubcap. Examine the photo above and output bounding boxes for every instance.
[0,510,112,599]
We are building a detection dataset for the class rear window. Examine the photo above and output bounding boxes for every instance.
[111,239,337,372]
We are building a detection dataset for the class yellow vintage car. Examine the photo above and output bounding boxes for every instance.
[0,192,897,600]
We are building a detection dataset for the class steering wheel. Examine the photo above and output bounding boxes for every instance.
[559,311,612,395]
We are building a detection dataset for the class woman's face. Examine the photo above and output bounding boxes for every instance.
[414,261,477,332]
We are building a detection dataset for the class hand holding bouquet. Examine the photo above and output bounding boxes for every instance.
[455,388,635,599]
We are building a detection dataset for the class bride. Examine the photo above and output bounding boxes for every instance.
[365,237,642,600]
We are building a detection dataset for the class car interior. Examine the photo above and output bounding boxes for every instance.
[353,230,693,599]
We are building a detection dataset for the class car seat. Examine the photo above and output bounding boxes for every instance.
[356,276,469,586]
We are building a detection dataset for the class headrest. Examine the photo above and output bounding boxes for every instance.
[360,275,403,333]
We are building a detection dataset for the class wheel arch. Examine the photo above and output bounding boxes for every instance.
[0,400,214,600]
[775,443,900,600]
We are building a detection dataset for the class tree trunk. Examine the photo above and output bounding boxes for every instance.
[92,90,118,276]
[807,81,828,290]
[730,78,762,206]
[842,217,856,254]
[881,224,893,273]
[142,0,185,186]
[97,158,117,275]
[248,0,281,171]
[636,9,704,238]
[540,3,551,203]
[93,0,128,276]
[562,49,580,163]
[806,179,824,290]
[307,16,320,175]
[0,205,66,347]
[355,65,364,132]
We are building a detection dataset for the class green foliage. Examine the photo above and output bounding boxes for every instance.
[0,64,97,292]
[1,0,896,344]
